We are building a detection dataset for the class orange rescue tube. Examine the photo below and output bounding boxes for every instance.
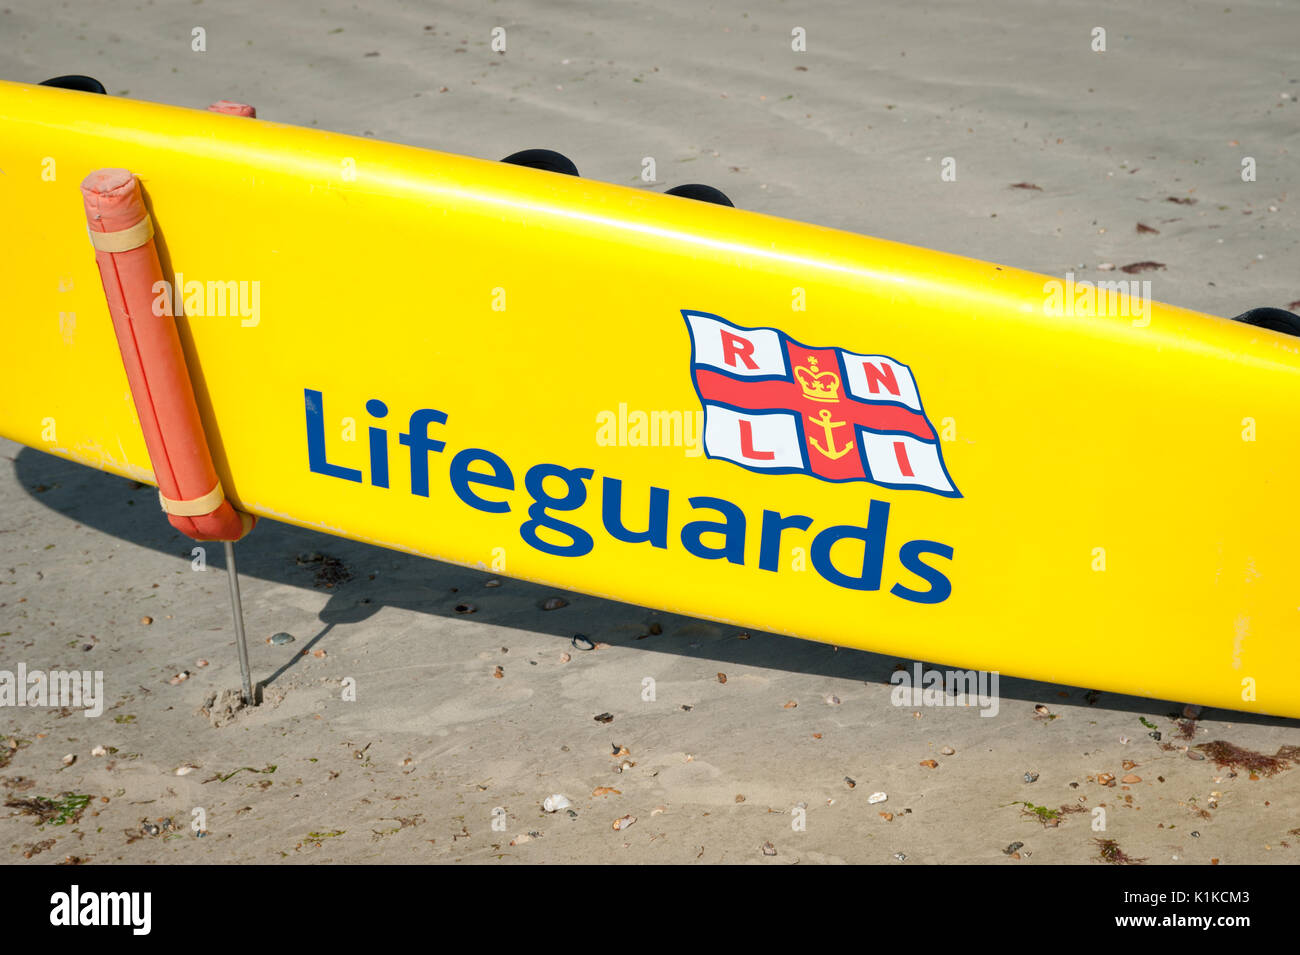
[81,168,254,542]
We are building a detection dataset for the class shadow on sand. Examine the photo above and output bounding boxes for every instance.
[11,445,1295,729]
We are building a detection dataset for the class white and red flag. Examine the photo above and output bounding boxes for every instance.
[684,310,959,496]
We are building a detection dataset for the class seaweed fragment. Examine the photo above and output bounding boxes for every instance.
[1196,741,1295,777]
[1006,801,1085,827]
[296,552,353,588]
[1094,837,1146,865]
[5,792,92,826]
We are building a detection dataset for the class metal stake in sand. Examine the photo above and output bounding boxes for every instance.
[224,541,254,705]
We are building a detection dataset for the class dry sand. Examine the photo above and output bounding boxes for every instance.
[1,0,1298,864]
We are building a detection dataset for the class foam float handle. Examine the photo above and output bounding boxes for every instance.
[207,101,256,117]
[81,168,254,542]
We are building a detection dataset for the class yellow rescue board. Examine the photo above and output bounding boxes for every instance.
[2,81,1298,717]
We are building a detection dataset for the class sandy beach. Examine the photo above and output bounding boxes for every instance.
[2,0,1298,865]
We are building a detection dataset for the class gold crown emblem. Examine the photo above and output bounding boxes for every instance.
[794,355,841,402]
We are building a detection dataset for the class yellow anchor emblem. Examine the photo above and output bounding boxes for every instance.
[808,408,854,460]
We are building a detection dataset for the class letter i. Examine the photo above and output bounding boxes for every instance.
[367,399,390,488]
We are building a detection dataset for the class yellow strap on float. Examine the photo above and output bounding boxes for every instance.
[87,215,154,253]
[158,480,224,516]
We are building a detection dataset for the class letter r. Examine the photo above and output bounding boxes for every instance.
[720,330,759,370]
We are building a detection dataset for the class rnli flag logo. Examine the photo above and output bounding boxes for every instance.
[684,311,960,497]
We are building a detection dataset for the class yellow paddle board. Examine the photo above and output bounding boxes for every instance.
[1,80,1297,717]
